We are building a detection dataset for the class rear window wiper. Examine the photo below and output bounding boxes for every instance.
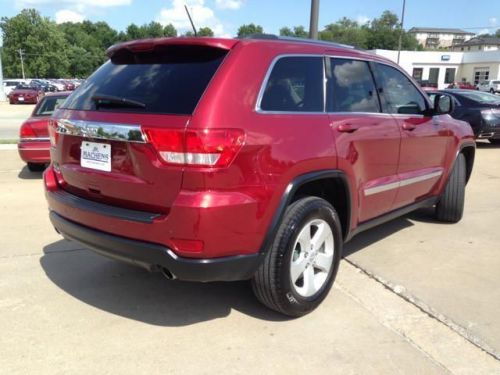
[91,94,146,109]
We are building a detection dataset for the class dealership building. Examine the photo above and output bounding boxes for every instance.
[373,49,500,89]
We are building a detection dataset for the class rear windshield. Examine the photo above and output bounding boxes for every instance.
[35,96,68,116]
[62,45,227,115]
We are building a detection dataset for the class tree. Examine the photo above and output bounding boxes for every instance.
[163,24,177,37]
[279,26,308,38]
[0,9,69,78]
[319,18,369,48]
[198,27,214,37]
[237,23,264,37]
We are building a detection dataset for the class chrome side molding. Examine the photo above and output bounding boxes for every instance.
[56,119,146,143]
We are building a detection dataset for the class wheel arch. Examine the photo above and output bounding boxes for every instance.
[259,170,352,254]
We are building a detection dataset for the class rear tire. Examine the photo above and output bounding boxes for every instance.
[251,196,342,317]
[27,163,46,172]
[435,153,466,223]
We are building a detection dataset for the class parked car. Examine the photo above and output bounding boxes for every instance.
[9,84,44,104]
[428,89,500,144]
[417,80,438,90]
[44,36,475,317]
[3,79,24,97]
[447,82,478,90]
[18,92,71,171]
[477,80,500,94]
[48,80,66,92]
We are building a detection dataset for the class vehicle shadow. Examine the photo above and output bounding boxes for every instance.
[40,240,287,326]
[476,141,500,149]
[17,165,44,179]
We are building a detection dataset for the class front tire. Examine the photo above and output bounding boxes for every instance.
[252,196,342,317]
[435,153,466,223]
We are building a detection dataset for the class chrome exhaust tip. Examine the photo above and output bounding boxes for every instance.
[160,267,176,280]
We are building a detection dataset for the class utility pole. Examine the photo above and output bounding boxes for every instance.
[397,0,406,64]
[309,0,320,39]
[18,49,25,80]
[0,52,6,101]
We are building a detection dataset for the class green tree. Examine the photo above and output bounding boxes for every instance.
[279,26,308,38]
[163,24,177,37]
[237,23,264,37]
[319,18,369,48]
[0,9,69,78]
[198,27,214,37]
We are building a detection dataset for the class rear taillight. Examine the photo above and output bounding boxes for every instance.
[143,128,245,168]
[48,120,59,146]
[20,123,36,138]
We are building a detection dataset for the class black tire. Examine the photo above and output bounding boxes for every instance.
[490,89,495,94]
[489,139,500,145]
[27,162,46,172]
[251,196,342,317]
[435,153,466,223]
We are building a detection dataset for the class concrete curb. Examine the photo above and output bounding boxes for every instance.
[0,144,17,150]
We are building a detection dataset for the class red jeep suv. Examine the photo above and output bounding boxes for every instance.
[44,36,475,316]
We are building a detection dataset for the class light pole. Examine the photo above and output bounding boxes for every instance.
[397,0,407,64]
[18,49,25,80]
[309,0,320,39]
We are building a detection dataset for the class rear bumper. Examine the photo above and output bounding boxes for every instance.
[49,211,263,282]
[18,141,51,163]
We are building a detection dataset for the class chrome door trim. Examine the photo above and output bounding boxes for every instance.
[364,170,443,196]
[56,119,145,143]
[19,137,50,142]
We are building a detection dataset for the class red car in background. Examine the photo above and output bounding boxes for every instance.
[18,92,70,171]
[9,84,44,104]
[447,82,478,90]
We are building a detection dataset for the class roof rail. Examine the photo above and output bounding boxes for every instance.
[238,34,357,50]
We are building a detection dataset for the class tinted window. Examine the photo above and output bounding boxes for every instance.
[62,45,227,114]
[260,56,323,112]
[327,58,380,113]
[376,64,427,115]
[35,96,68,116]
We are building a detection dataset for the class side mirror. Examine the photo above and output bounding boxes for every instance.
[433,94,453,115]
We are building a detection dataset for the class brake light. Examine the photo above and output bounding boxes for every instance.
[143,128,245,168]
[48,120,59,146]
[20,123,36,138]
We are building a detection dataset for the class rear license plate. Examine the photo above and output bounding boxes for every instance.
[18,97,24,101]
[81,141,111,172]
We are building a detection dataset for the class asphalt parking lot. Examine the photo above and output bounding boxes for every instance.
[1,102,499,374]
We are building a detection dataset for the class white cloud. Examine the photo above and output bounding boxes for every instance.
[356,15,370,25]
[477,28,490,35]
[215,0,243,10]
[55,9,85,23]
[158,0,227,36]
[15,0,131,7]
[488,17,497,26]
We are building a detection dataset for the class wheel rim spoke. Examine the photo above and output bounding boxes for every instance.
[301,266,316,297]
[313,252,333,272]
[290,256,308,284]
[310,222,328,251]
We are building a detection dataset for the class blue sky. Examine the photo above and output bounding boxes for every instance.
[0,0,499,38]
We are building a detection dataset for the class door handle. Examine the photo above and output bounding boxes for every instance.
[337,123,360,133]
[402,122,417,131]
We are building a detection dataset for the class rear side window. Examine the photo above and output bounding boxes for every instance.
[327,58,380,113]
[376,64,427,115]
[62,45,227,115]
[35,96,68,116]
[260,56,324,112]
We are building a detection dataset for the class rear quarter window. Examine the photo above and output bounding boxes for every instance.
[259,56,324,113]
[62,45,227,115]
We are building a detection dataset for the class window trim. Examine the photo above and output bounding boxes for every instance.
[255,54,327,115]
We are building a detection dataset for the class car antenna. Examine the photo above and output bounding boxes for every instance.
[184,4,198,37]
